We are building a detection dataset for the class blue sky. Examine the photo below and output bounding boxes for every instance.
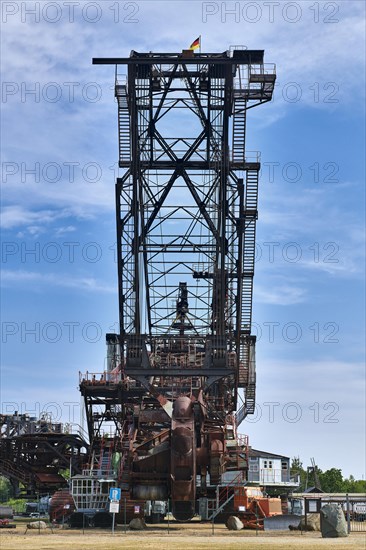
[1,1,365,478]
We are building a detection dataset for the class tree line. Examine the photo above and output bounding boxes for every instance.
[291,457,366,493]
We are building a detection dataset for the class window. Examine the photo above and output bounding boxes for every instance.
[282,461,288,470]
[268,460,273,469]
[249,464,258,472]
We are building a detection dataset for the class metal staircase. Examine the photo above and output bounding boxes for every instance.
[246,338,256,413]
[235,402,246,427]
[232,98,246,165]
[117,421,136,492]
[238,165,259,388]
[97,438,115,476]
[207,471,246,520]
[118,439,131,492]
[115,83,130,167]
[238,335,249,387]
[225,433,249,470]
[236,164,259,419]
[241,165,259,332]
[208,493,234,521]
[237,338,256,423]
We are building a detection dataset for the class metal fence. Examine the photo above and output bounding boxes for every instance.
[291,495,366,533]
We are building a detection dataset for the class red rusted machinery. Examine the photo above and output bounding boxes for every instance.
[0,413,87,498]
[233,486,282,529]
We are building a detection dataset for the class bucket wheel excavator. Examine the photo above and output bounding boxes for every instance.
[77,47,275,521]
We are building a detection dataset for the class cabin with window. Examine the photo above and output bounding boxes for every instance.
[247,448,299,487]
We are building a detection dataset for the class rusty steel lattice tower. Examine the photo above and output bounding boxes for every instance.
[83,49,275,521]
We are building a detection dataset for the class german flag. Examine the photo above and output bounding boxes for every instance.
[189,37,200,51]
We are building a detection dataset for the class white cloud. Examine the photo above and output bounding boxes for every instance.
[0,269,116,294]
[0,205,93,230]
[255,284,306,305]
[258,184,365,279]
[0,204,100,231]
[54,225,77,236]
[1,205,61,229]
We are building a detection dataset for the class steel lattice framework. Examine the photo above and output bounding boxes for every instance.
[94,50,276,416]
[82,49,276,520]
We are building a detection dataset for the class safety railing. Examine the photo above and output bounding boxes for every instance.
[249,63,276,76]
[81,468,117,478]
[79,371,122,385]
[248,469,300,485]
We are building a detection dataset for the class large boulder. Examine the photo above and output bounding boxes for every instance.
[27,521,47,529]
[226,515,244,531]
[290,514,320,531]
[129,517,146,530]
[320,504,348,538]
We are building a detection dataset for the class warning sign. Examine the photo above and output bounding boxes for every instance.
[109,502,120,514]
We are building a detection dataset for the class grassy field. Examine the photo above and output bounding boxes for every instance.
[0,521,365,550]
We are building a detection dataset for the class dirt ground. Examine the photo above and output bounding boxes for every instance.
[1,521,365,550]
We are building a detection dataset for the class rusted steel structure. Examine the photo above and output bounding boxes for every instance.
[78,48,275,520]
[0,413,87,497]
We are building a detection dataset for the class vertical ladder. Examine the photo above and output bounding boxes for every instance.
[232,97,246,164]
[115,83,130,167]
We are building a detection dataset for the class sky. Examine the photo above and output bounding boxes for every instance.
[1,0,365,479]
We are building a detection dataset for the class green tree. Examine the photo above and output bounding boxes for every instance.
[291,456,303,471]
[290,456,307,491]
[0,477,11,502]
[319,468,345,492]
[290,459,366,493]
[5,498,26,513]
[343,475,366,493]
